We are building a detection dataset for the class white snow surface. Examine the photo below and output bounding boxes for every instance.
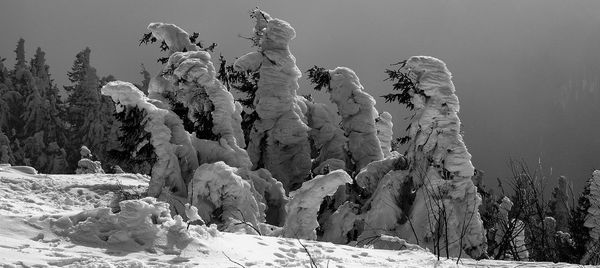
[0,165,587,267]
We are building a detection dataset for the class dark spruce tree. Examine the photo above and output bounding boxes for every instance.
[107,106,157,175]
[216,55,259,147]
[570,176,593,263]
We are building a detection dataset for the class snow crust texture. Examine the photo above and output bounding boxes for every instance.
[328,67,384,170]
[234,11,312,192]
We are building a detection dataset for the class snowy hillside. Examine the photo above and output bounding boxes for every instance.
[0,166,584,267]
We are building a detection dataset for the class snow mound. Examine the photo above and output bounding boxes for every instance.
[188,162,262,234]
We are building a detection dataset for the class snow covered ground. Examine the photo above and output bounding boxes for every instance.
[0,165,585,267]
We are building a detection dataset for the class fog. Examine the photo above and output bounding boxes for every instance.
[1,0,599,192]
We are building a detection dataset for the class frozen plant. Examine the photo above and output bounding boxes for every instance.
[282,170,352,240]
[234,9,312,192]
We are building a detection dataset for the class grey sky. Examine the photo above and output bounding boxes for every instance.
[1,0,600,192]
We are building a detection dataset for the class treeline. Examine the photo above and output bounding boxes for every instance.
[0,39,149,173]
[476,162,600,264]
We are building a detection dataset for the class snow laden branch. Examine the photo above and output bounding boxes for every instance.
[282,170,352,240]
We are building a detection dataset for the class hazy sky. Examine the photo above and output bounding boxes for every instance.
[1,0,600,192]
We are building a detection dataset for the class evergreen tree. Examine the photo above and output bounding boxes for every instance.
[138,64,151,95]
[64,47,115,169]
[107,106,156,174]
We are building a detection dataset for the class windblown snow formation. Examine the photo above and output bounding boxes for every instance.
[328,67,384,170]
[163,50,250,168]
[282,170,352,240]
[375,112,394,158]
[400,56,485,258]
[234,10,312,192]
[101,81,193,198]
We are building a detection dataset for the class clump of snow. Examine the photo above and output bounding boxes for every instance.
[75,145,104,174]
[147,22,197,54]
[328,67,384,170]
[283,170,352,240]
[75,158,104,174]
[54,197,170,246]
[235,10,312,192]
[188,161,262,234]
[355,152,406,195]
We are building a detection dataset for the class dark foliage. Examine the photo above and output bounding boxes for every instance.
[570,176,593,262]
[107,106,157,174]
[382,60,421,110]
[216,56,260,146]
[139,31,217,64]
[306,66,330,91]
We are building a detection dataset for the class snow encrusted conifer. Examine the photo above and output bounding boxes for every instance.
[282,170,352,240]
[188,162,262,232]
[582,170,600,264]
[234,10,312,192]
[306,102,347,174]
[147,22,250,168]
[328,67,384,170]
[101,81,194,197]
[355,56,485,258]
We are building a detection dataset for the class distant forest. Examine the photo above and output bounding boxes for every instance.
[0,39,150,173]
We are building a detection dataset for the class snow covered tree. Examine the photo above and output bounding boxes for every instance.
[234,10,312,192]
[107,105,156,174]
[64,47,116,169]
[582,170,600,265]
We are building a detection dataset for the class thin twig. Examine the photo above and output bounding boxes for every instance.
[222,251,246,268]
[298,239,318,268]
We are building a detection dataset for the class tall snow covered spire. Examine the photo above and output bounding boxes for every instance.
[355,56,485,258]
[234,10,311,192]
[147,22,250,168]
[328,67,384,170]
[401,56,484,257]
[402,56,474,184]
